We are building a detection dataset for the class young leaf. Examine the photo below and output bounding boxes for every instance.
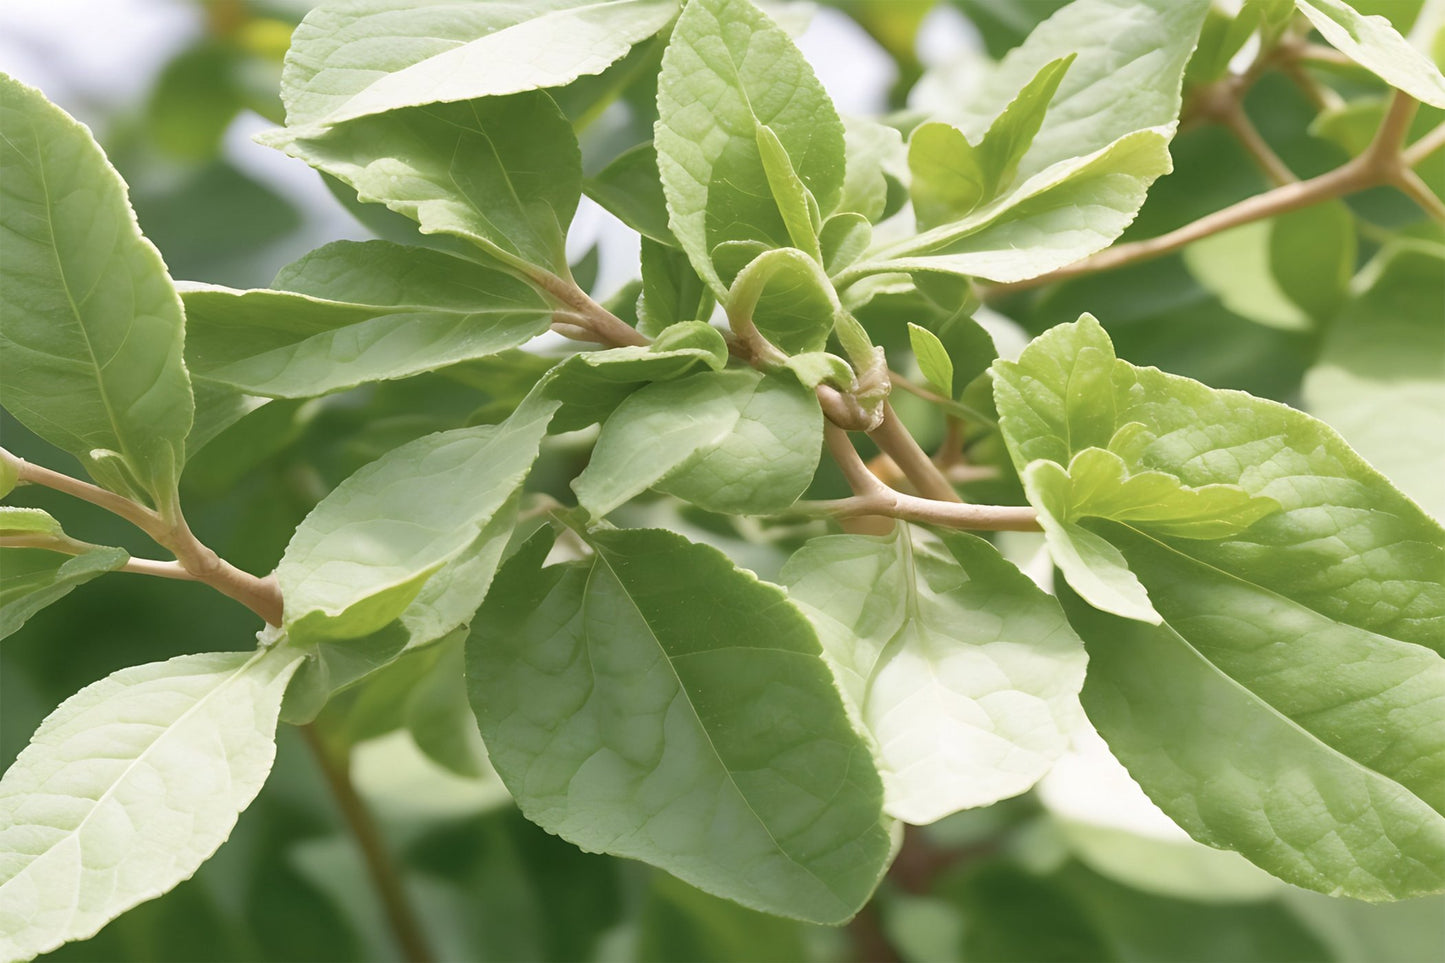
[467,528,893,923]
[278,395,556,644]
[1296,0,1445,108]
[973,54,1076,196]
[861,128,1174,284]
[638,238,714,337]
[781,526,1087,824]
[944,0,1210,183]
[0,507,65,538]
[180,241,552,399]
[754,122,823,260]
[573,368,822,516]
[0,75,194,505]
[280,0,680,129]
[908,122,988,227]
[994,314,1443,644]
[908,323,955,398]
[728,247,839,354]
[655,0,846,295]
[839,117,905,223]
[1304,241,1445,518]
[265,92,580,276]
[0,547,129,641]
[0,647,304,960]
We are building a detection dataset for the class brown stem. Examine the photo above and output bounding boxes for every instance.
[1395,168,1445,221]
[826,423,889,497]
[301,725,434,963]
[867,404,960,503]
[4,449,283,625]
[993,92,1424,294]
[528,269,648,347]
[0,533,200,581]
[796,492,1041,532]
[1405,122,1445,166]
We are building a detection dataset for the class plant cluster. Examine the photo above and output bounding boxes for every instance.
[0,0,1442,960]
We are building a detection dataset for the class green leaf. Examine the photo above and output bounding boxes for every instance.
[995,315,1445,898]
[945,0,1211,183]
[754,122,822,260]
[467,527,892,923]
[1297,0,1445,108]
[0,647,303,960]
[728,247,838,354]
[0,75,193,505]
[636,872,815,962]
[0,457,16,498]
[781,526,1087,824]
[861,128,1175,283]
[0,507,64,538]
[908,323,955,398]
[908,122,988,227]
[264,92,580,275]
[655,0,846,295]
[586,143,677,246]
[280,0,680,129]
[574,368,821,516]
[995,313,1443,643]
[974,54,1076,197]
[638,238,714,337]
[1304,241,1445,518]
[819,212,872,275]
[541,321,730,431]
[180,242,551,398]
[1063,533,1445,901]
[0,546,128,641]
[278,394,556,644]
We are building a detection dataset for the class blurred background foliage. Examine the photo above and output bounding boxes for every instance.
[1,1,1442,960]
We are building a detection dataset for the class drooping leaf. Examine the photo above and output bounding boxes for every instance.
[781,526,1087,824]
[1297,0,1445,108]
[1304,241,1445,519]
[729,247,839,354]
[996,315,1445,898]
[0,547,129,641]
[180,241,552,399]
[264,92,580,276]
[574,368,822,516]
[655,0,846,295]
[278,394,556,645]
[467,528,892,923]
[0,74,193,505]
[280,0,680,129]
[0,647,303,960]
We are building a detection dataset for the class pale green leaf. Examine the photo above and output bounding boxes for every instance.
[1297,0,1445,107]
[180,241,551,398]
[1064,531,1445,901]
[839,117,904,223]
[908,122,988,227]
[781,526,1086,824]
[0,547,128,641]
[280,0,680,128]
[0,507,63,538]
[264,92,579,275]
[755,122,822,260]
[655,0,845,295]
[1304,241,1445,519]
[819,212,872,275]
[907,323,955,398]
[0,75,193,504]
[1183,221,1314,331]
[945,0,1211,182]
[862,128,1174,284]
[278,395,556,644]
[0,647,303,960]
[467,528,892,923]
[974,54,1076,197]
[729,247,838,354]
[574,368,821,516]
[0,458,16,498]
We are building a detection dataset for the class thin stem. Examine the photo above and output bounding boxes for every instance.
[1219,100,1297,185]
[825,423,888,497]
[3,449,283,625]
[301,725,434,963]
[867,403,960,503]
[528,269,648,347]
[791,492,1040,532]
[1395,168,1445,221]
[994,92,1423,294]
[1405,122,1445,166]
[0,533,200,581]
